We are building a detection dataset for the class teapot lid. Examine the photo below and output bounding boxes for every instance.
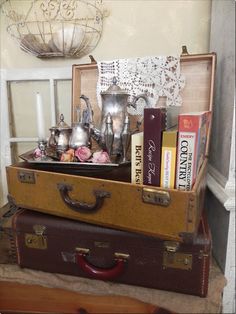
[101,77,129,96]
[56,114,72,131]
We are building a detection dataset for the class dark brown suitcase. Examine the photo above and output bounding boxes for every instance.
[12,208,211,297]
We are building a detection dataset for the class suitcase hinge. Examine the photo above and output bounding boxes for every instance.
[163,241,192,270]
[181,45,189,56]
[89,55,97,64]
[164,241,179,253]
[25,225,47,249]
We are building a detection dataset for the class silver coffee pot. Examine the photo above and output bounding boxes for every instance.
[81,77,150,157]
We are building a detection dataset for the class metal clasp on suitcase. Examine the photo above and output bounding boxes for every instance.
[163,241,193,270]
[25,224,47,250]
[18,171,35,184]
[142,188,170,206]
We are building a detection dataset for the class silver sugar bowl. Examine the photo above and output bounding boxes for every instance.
[49,114,72,153]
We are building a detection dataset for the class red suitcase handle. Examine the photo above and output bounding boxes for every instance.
[76,249,129,280]
[57,183,110,213]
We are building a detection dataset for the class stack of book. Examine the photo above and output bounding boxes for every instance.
[131,109,211,191]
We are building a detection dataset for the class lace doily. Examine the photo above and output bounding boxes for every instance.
[97,55,185,115]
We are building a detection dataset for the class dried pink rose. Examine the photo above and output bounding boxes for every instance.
[60,152,74,162]
[75,146,92,162]
[91,150,111,163]
[66,148,75,157]
[34,148,42,158]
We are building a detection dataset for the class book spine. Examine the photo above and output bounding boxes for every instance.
[143,108,166,186]
[175,115,200,191]
[160,131,178,189]
[195,111,211,177]
[131,132,143,185]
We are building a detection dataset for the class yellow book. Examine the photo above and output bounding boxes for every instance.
[131,132,143,185]
[160,130,178,189]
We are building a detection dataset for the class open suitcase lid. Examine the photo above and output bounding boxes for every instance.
[72,46,216,157]
[19,46,216,179]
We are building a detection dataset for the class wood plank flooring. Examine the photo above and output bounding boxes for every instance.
[0,281,173,314]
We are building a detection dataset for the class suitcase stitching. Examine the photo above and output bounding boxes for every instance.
[200,253,208,297]
[12,208,26,265]
[9,229,17,263]
[200,216,210,297]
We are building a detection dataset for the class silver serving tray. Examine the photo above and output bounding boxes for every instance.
[19,150,131,177]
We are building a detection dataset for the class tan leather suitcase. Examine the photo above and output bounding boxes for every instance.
[6,50,216,243]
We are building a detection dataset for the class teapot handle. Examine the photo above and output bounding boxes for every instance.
[80,95,94,126]
[128,93,150,132]
[130,93,150,109]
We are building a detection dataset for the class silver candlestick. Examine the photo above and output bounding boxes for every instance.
[37,139,51,161]
[121,114,131,162]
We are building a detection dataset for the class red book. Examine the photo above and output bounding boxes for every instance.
[143,107,167,186]
[175,111,211,191]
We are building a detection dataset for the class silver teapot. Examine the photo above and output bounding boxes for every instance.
[81,77,150,157]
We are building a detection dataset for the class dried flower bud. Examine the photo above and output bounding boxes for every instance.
[66,148,75,156]
[75,146,92,162]
[34,148,42,158]
[60,152,74,162]
[91,150,111,163]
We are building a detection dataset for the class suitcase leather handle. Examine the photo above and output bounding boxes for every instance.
[76,250,128,280]
[57,183,110,213]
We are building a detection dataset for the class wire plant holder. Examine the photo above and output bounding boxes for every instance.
[1,0,106,58]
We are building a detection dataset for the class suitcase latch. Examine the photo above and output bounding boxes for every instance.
[163,241,192,270]
[18,171,35,184]
[25,225,47,249]
[142,188,170,206]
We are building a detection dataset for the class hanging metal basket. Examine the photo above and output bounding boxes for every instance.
[1,0,106,58]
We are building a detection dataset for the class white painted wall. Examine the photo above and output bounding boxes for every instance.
[0,0,212,68]
[207,1,235,313]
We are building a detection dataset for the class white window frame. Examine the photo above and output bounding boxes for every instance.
[0,67,72,207]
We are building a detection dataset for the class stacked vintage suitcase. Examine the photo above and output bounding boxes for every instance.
[5,48,216,298]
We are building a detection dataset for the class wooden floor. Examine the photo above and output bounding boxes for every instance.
[0,281,174,314]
